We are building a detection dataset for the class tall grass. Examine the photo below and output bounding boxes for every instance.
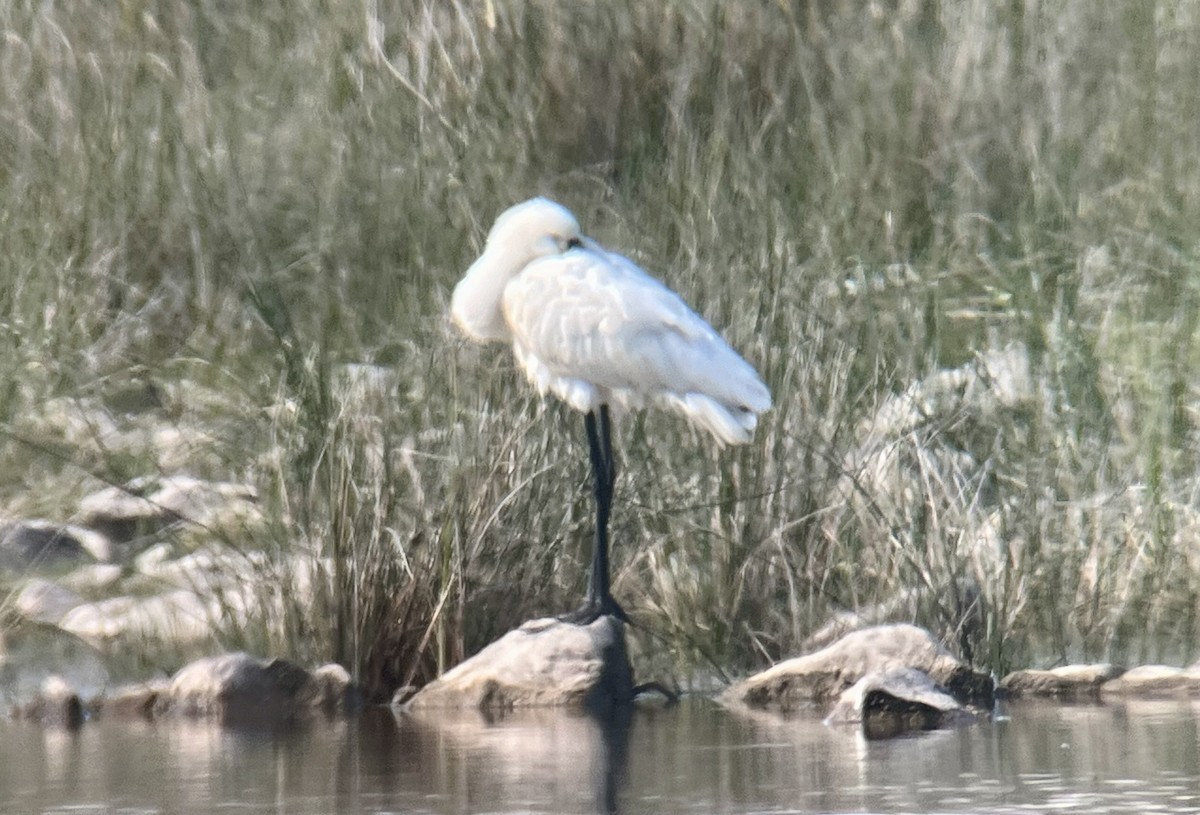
[2,0,1200,694]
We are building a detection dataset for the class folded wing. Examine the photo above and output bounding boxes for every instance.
[501,248,771,444]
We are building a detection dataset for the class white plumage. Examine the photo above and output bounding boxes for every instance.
[451,196,771,622]
[451,197,771,444]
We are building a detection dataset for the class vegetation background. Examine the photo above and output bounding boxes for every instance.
[2,0,1199,698]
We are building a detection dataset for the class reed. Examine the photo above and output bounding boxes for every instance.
[1,0,1199,692]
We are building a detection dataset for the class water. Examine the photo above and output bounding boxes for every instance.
[3,697,1200,814]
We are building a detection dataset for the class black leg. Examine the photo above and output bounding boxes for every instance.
[599,404,615,497]
[560,406,627,625]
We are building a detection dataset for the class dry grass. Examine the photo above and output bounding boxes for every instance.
[2,0,1200,693]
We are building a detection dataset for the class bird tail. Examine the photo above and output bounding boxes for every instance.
[666,393,760,446]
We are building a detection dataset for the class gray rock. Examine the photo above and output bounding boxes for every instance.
[91,680,168,719]
[802,581,984,657]
[78,474,259,546]
[137,545,266,591]
[60,563,124,592]
[58,589,213,646]
[156,652,356,724]
[859,345,1034,440]
[403,616,633,714]
[1000,664,1125,698]
[825,666,976,738]
[1100,665,1200,698]
[22,396,121,453]
[721,624,993,712]
[17,389,233,476]
[0,619,110,706]
[310,663,363,715]
[0,519,108,572]
[14,578,85,624]
[54,545,320,651]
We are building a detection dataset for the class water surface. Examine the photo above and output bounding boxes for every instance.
[4,697,1200,814]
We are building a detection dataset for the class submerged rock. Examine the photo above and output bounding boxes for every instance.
[721,624,993,713]
[310,663,362,715]
[1000,664,1125,698]
[92,680,167,719]
[11,675,84,728]
[8,655,360,726]
[155,652,360,724]
[1100,665,1200,698]
[402,616,633,714]
[825,666,976,738]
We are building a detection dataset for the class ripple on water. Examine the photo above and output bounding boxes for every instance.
[3,700,1200,814]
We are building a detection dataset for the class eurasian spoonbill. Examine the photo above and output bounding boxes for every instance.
[451,197,771,623]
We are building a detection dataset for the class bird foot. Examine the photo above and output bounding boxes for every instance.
[558,596,629,626]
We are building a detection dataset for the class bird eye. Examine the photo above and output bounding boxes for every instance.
[565,236,583,250]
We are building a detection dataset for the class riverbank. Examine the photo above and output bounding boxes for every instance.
[3,0,1200,690]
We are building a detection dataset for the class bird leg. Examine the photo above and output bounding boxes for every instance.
[561,405,627,625]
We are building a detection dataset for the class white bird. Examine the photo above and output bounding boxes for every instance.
[452,197,771,623]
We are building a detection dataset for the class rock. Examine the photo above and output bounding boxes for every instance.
[78,474,259,547]
[1000,664,1125,698]
[859,345,1034,440]
[137,545,266,591]
[133,542,175,574]
[22,396,122,453]
[14,578,85,624]
[60,563,124,592]
[1100,665,1200,698]
[403,616,634,714]
[155,652,358,724]
[17,386,239,476]
[0,619,110,705]
[825,666,975,738]
[77,479,176,544]
[58,589,213,646]
[310,663,363,715]
[144,476,257,525]
[803,610,876,653]
[802,592,921,652]
[819,346,1039,663]
[721,624,993,713]
[54,545,319,650]
[92,680,167,719]
[0,519,108,572]
[11,675,84,728]
[802,582,984,659]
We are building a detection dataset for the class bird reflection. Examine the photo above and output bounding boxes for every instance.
[396,702,636,814]
[592,703,634,815]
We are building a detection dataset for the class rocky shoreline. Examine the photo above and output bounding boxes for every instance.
[4,473,1199,737]
[9,603,1200,738]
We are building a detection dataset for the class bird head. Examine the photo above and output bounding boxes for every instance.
[486,197,583,260]
[452,197,584,342]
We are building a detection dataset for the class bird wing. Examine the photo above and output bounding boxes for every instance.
[501,248,771,417]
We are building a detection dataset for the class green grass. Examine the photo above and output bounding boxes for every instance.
[2,0,1200,696]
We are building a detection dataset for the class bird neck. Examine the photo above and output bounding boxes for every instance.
[450,244,528,342]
